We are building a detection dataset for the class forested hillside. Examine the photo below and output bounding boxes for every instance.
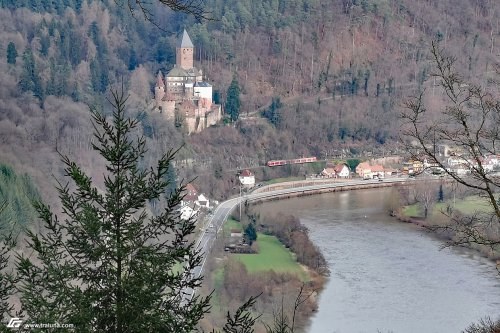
[0,164,40,232]
[0,0,498,204]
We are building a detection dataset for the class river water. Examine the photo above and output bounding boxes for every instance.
[255,188,500,333]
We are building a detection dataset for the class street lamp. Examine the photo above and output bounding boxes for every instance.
[239,185,242,221]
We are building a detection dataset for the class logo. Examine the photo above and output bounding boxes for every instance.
[7,317,23,328]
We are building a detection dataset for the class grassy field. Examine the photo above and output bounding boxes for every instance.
[403,195,496,218]
[234,233,308,281]
[264,176,304,185]
[224,218,243,233]
[211,267,225,307]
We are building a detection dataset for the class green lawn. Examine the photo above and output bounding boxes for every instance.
[224,218,243,232]
[440,196,494,214]
[403,204,421,217]
[211,267,224,307]
[264,176,303,185]
[224,218,243,238]
[403,195,496,218]
[234,233,308,281]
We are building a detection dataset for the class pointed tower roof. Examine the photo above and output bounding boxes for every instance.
[156,71,164,87]
[177,29,194,48]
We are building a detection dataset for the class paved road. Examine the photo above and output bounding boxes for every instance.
[191,177,410,287]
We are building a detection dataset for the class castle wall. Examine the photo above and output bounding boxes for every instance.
[161,100,175,119]
[185,115,204,134]
[206,105,222,127]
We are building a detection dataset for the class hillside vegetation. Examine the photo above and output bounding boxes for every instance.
[0,0,498,203]
[0,164,40,232]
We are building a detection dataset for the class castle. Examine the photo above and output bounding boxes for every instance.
[154,30,222,134]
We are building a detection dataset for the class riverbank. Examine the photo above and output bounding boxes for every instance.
[198,215,327,332]
[396,206,500,264]
[253,188,500,332]
[248,176,409,204]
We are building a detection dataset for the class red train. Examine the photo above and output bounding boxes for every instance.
[267,157,317,167]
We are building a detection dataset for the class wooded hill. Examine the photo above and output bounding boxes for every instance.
[0,0,498,216]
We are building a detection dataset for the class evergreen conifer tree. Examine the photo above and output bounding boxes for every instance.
[6,42,17,64]
[0,201,16,325]
[244,223,257,246]
[225,77,241,121]
[438,184,444,203]
[19,49,44,100]
[14,90,212,332]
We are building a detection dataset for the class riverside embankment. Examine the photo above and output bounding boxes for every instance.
[246,177,409,204]
[254,188,500,333]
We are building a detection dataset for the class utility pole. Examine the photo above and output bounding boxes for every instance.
[239,185,242,221]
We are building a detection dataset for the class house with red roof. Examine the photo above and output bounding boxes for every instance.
[181,183,211,210]
[320,167,336,178]
[371,165,385,178]
[239,169,255,187]
[356,162,372,179]
[334,163,351,178]
[183,183,198,202]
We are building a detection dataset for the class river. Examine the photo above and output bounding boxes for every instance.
[255,188,500,333]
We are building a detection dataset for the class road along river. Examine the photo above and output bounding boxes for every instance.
[255,188,500,333]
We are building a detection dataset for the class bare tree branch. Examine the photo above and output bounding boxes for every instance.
[115,0,213,29]
[401,40,500,251]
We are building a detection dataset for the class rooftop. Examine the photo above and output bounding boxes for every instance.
[177,29,194,48]
[240,169,253,177]
[194,81,212,87]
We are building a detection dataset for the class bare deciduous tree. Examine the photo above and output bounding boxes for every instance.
[116,0,211,25]
[401,41,500,250]
[412,182,436,219]
[264,284,316,333]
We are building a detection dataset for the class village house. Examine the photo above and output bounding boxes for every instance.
[479,155,500,172]
[384,167,398,176]
[321,163,350,178]
[356,162,372,179]
[402,159,424,175]
[153,30,222,134]
[320,167,336,178]
[334,163,351,178]
[179,205,198,221]
[182,183,198,204]
[356,162,385,179]
[371,165,385,178]
[239,169,255,187]
[181,183,211,210]
[196,193,210,209]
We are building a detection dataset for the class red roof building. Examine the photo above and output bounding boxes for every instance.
[184,183,198,202]
[239,169,255,187]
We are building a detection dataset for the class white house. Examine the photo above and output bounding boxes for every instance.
[181,183,211,210]
[480,155,500,172]
[447,156,466,167]
[179,205,198,220]
[195,193,210,208]
[239,169,255,187]
[334,163,350,178]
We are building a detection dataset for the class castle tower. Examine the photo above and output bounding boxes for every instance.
[155,71,165,105]
[176,29,194,70]
[160,94,176,119]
